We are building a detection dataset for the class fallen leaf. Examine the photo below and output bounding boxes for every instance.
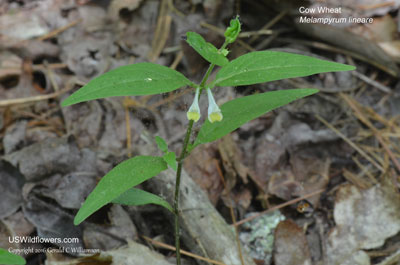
[183,143,223,205]
[83,205,137,251]
[108,0,144,21]
[0,160,25,219]
[22,194,83,253]
[3,121,27,154]
[324,180,400,264]
[101,240,174,265]
[0,211,35,255]
[4,136,91,181]
[273,219,312,265]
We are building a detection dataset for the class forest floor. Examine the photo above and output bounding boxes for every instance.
[0,1,400,265]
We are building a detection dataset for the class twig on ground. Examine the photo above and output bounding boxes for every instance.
[0,78,84,107]
[149,0,172,62]
[340,93,400,174]
[316,114,384,173]
[37,19,82,41]
[141,235,227,265]
[234,189,325,227]
[351,71,391,94]
[248,10,288,44]
[214,160,245,265]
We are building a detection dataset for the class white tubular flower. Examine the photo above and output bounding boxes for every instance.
[206,88,223,123]
[186,87,201,122]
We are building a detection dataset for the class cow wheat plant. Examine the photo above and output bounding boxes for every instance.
[59,17,354,265]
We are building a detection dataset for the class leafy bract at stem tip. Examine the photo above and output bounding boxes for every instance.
[224,15,241,44]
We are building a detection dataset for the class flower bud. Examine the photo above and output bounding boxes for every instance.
[224,16,241,44]
[206,88,223,123]
[187,87,201,122]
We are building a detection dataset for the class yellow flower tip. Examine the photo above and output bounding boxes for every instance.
[208,112,223,123]
[187,86,201,122]
[187,111,200,122]
[206,88,223,123]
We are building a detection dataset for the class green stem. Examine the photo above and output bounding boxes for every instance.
[174,40,229,265]
[174,119,194,265]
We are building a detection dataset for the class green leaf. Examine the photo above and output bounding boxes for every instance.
[155,136,168,153]
[112,188,173,212]
[192,89,318,148]
[0,248,26,265]
[74,156,167,225]
[186,32,229,67]
[210,51,356,87]
[163,151,177,171]
[62,63,193,106]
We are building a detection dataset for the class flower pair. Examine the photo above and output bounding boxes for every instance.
[186,87,223,123]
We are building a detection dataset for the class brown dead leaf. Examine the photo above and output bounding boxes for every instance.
[83,205,137,251]
[4,136,90,181]
[0,52,22,82]
[379,41,400,62]
[324,179,400,264]
[268,153,330,205]
[262,112,332,203]
[273,219,312,265]
[218,135,249,191]
[22,193,83,253]
[183,143,223,205]
[268,169,303,201]
[101,241,174,265]
[108,0,144,21]
[0,160,25,219]
[0,211,34,254]
[3,120,27,154]
[290,150,331,206]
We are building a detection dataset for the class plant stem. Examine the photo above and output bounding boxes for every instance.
[173,62,217,265]
[174,40,229,265]
[174,119,193,265]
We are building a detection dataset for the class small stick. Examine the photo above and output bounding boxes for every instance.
[0,79,83,107]
[248,10,288,44]
[214,159,245,265]
[170,51,184,70]
[125,105,132,158]
[375,249,400,265]
[37,19,82,41]
[351,71,391,94]
[233,189,325,227]
[340,93,400,173]
[141,235,227,265]
[316,114,384,173]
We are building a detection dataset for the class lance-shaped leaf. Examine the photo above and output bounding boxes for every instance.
[155,136,168,153]
[62,63,193,106]
[113,188,173,212]
[163,151,177,171]
[74,156,167,225]
[192,89,318,148]
[186,32,229,67]
[210,51,355,87]
[0,248,26,265]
